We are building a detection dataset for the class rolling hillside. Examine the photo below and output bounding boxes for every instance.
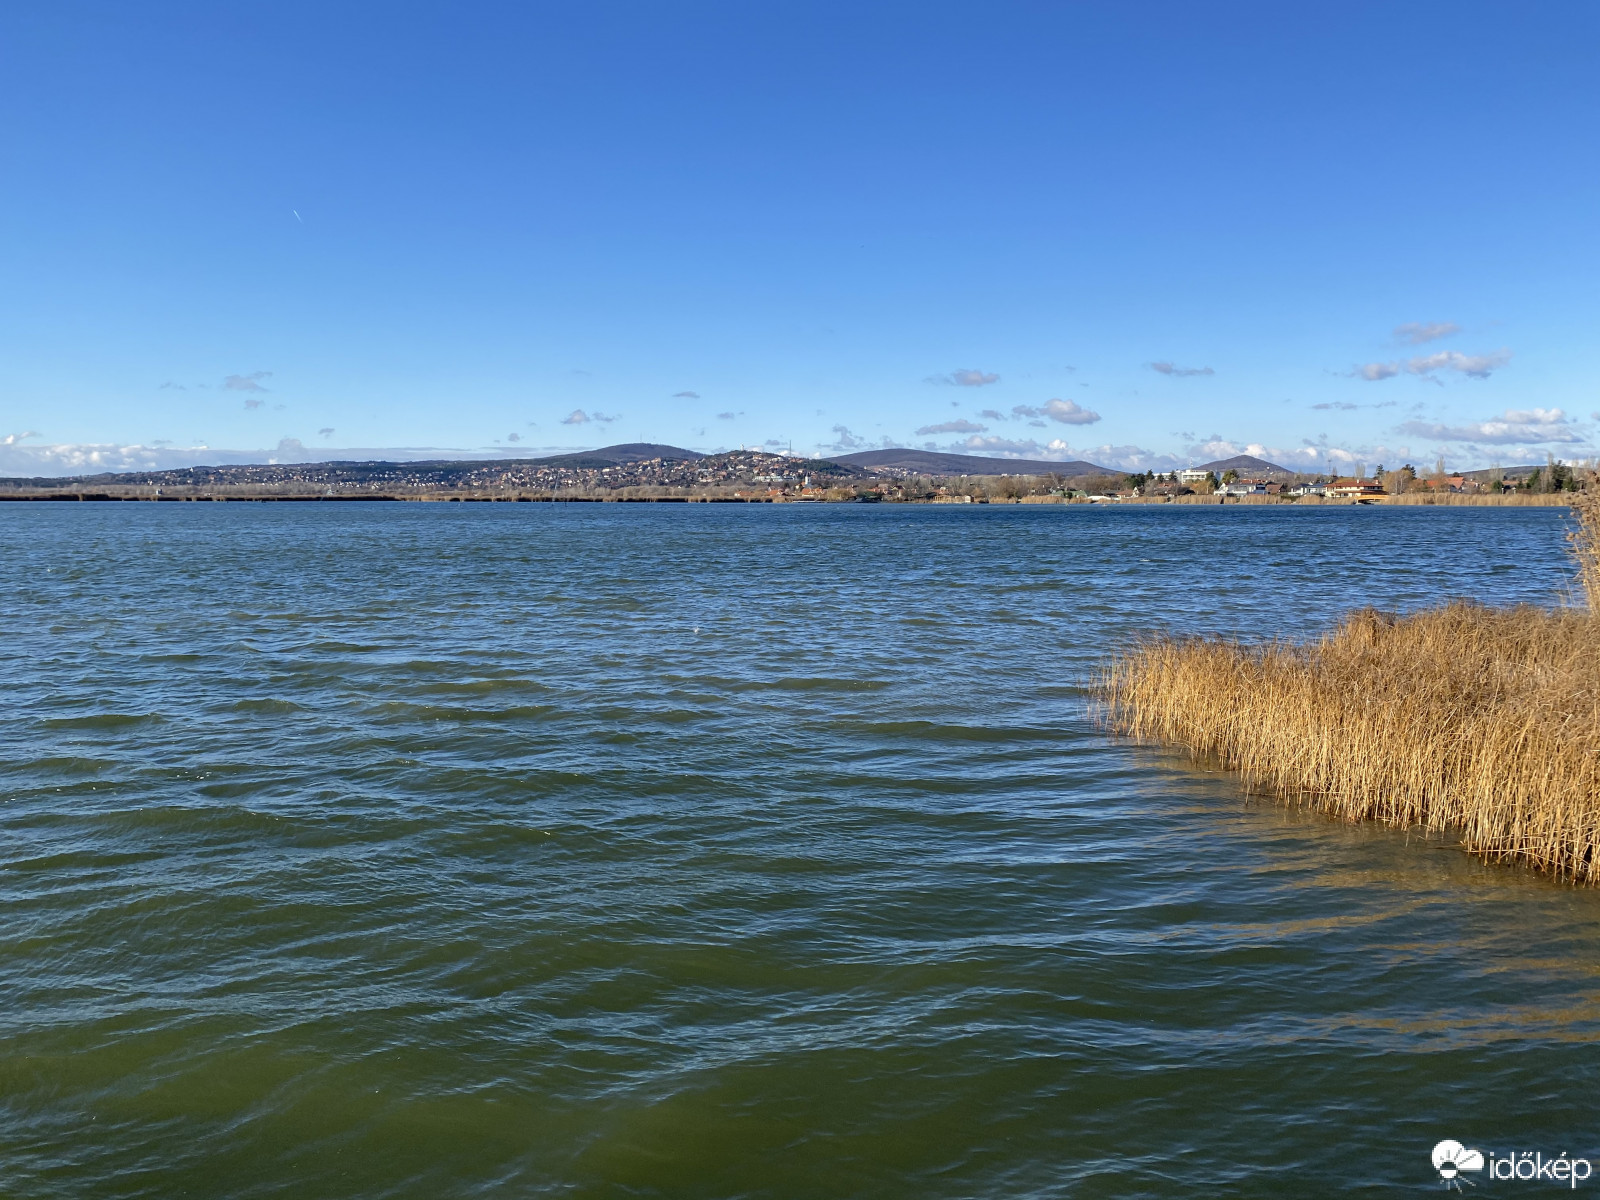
[835,449,1114,476]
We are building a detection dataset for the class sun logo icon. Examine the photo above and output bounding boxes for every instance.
[1432,1140,1485,1190]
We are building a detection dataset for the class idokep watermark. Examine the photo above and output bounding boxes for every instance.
[1433,1140,1594,1190]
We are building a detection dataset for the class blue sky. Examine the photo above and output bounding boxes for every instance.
[2,1,1597,475]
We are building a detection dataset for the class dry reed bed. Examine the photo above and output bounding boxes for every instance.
[1102,480,1600,882]
[1381,492,1574,507]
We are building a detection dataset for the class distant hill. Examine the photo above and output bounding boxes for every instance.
[835,449,1114,476]
[1460,464,1542,481]
[1194,454,1294,478]
[0,446,851,495]
[533,442,704,468]
[0,443,711,488]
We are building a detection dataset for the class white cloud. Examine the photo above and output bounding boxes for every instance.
[1056,442,1182,471]
[1275,445,1361,467]
[915,419,987,434]
[1312,400,1396,411]
[223,371,272,393]
[2,431,41,446]
[929,368,1000,387]
[1184,436,1247,462]
[820,428,900,455]
[1176,434,1578,473]
[1009,400,1101,425]
[1396,407,1583,444]
[1356,348,1511,381]
[0,441,577,477]
[1150,362,1215,378]
[560,410,617,425]
[1196,438,1359,467]
[1043,398,1099,425]
[939,436,1212,471]
[952,436,1051,457]
[1083,437,1365,474]
[1100,433,1548,475]
[979,409,1005,421]
[826,424,865,451]
[1406,350,1510,379]
[673,391,700,399]
[1180,437,1366,470]
[920,433,1392,474]
[243,397,264,410]
[931,434,1113,462]
[1394,321,1460,345]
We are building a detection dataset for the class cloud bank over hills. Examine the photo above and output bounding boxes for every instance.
[1395,408,1583,445]
[8,401,1593,480]
[8,328,1594,478]
[0,437,563,478]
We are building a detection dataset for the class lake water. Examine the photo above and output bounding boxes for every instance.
[3,503,1597,1197]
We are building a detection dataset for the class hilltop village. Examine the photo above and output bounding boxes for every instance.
[0,448,864,501]
[0,443,1580,504]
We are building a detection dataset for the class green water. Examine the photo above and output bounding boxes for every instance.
[2,503,1596,1196]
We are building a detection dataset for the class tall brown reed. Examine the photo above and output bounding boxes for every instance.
[1101,474,1600,882]
[1569,477,1600,611]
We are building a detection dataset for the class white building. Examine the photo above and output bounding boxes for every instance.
[1220,478,1270,496]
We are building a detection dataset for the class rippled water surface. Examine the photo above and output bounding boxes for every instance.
[3,503,1598,1197]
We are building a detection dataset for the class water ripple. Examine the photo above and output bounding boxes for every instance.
[1,503,1596,1197]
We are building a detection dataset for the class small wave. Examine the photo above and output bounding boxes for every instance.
[40,713,164,730]
[826,719,1070,742]
[661,674,892,693]
[226,698,306,714]
[409,679,554,697]
[371,702,562,724]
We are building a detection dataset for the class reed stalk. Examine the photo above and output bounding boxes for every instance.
[1569,477,1600,611]
[1101,472,1600,882]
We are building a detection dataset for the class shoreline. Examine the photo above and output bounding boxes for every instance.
[0,490,1577,506]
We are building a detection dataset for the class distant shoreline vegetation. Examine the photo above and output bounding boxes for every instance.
[1101,471,1600,883]
[0,443,1586,505]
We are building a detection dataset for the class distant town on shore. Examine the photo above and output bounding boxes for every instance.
[0,443,1583,504]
